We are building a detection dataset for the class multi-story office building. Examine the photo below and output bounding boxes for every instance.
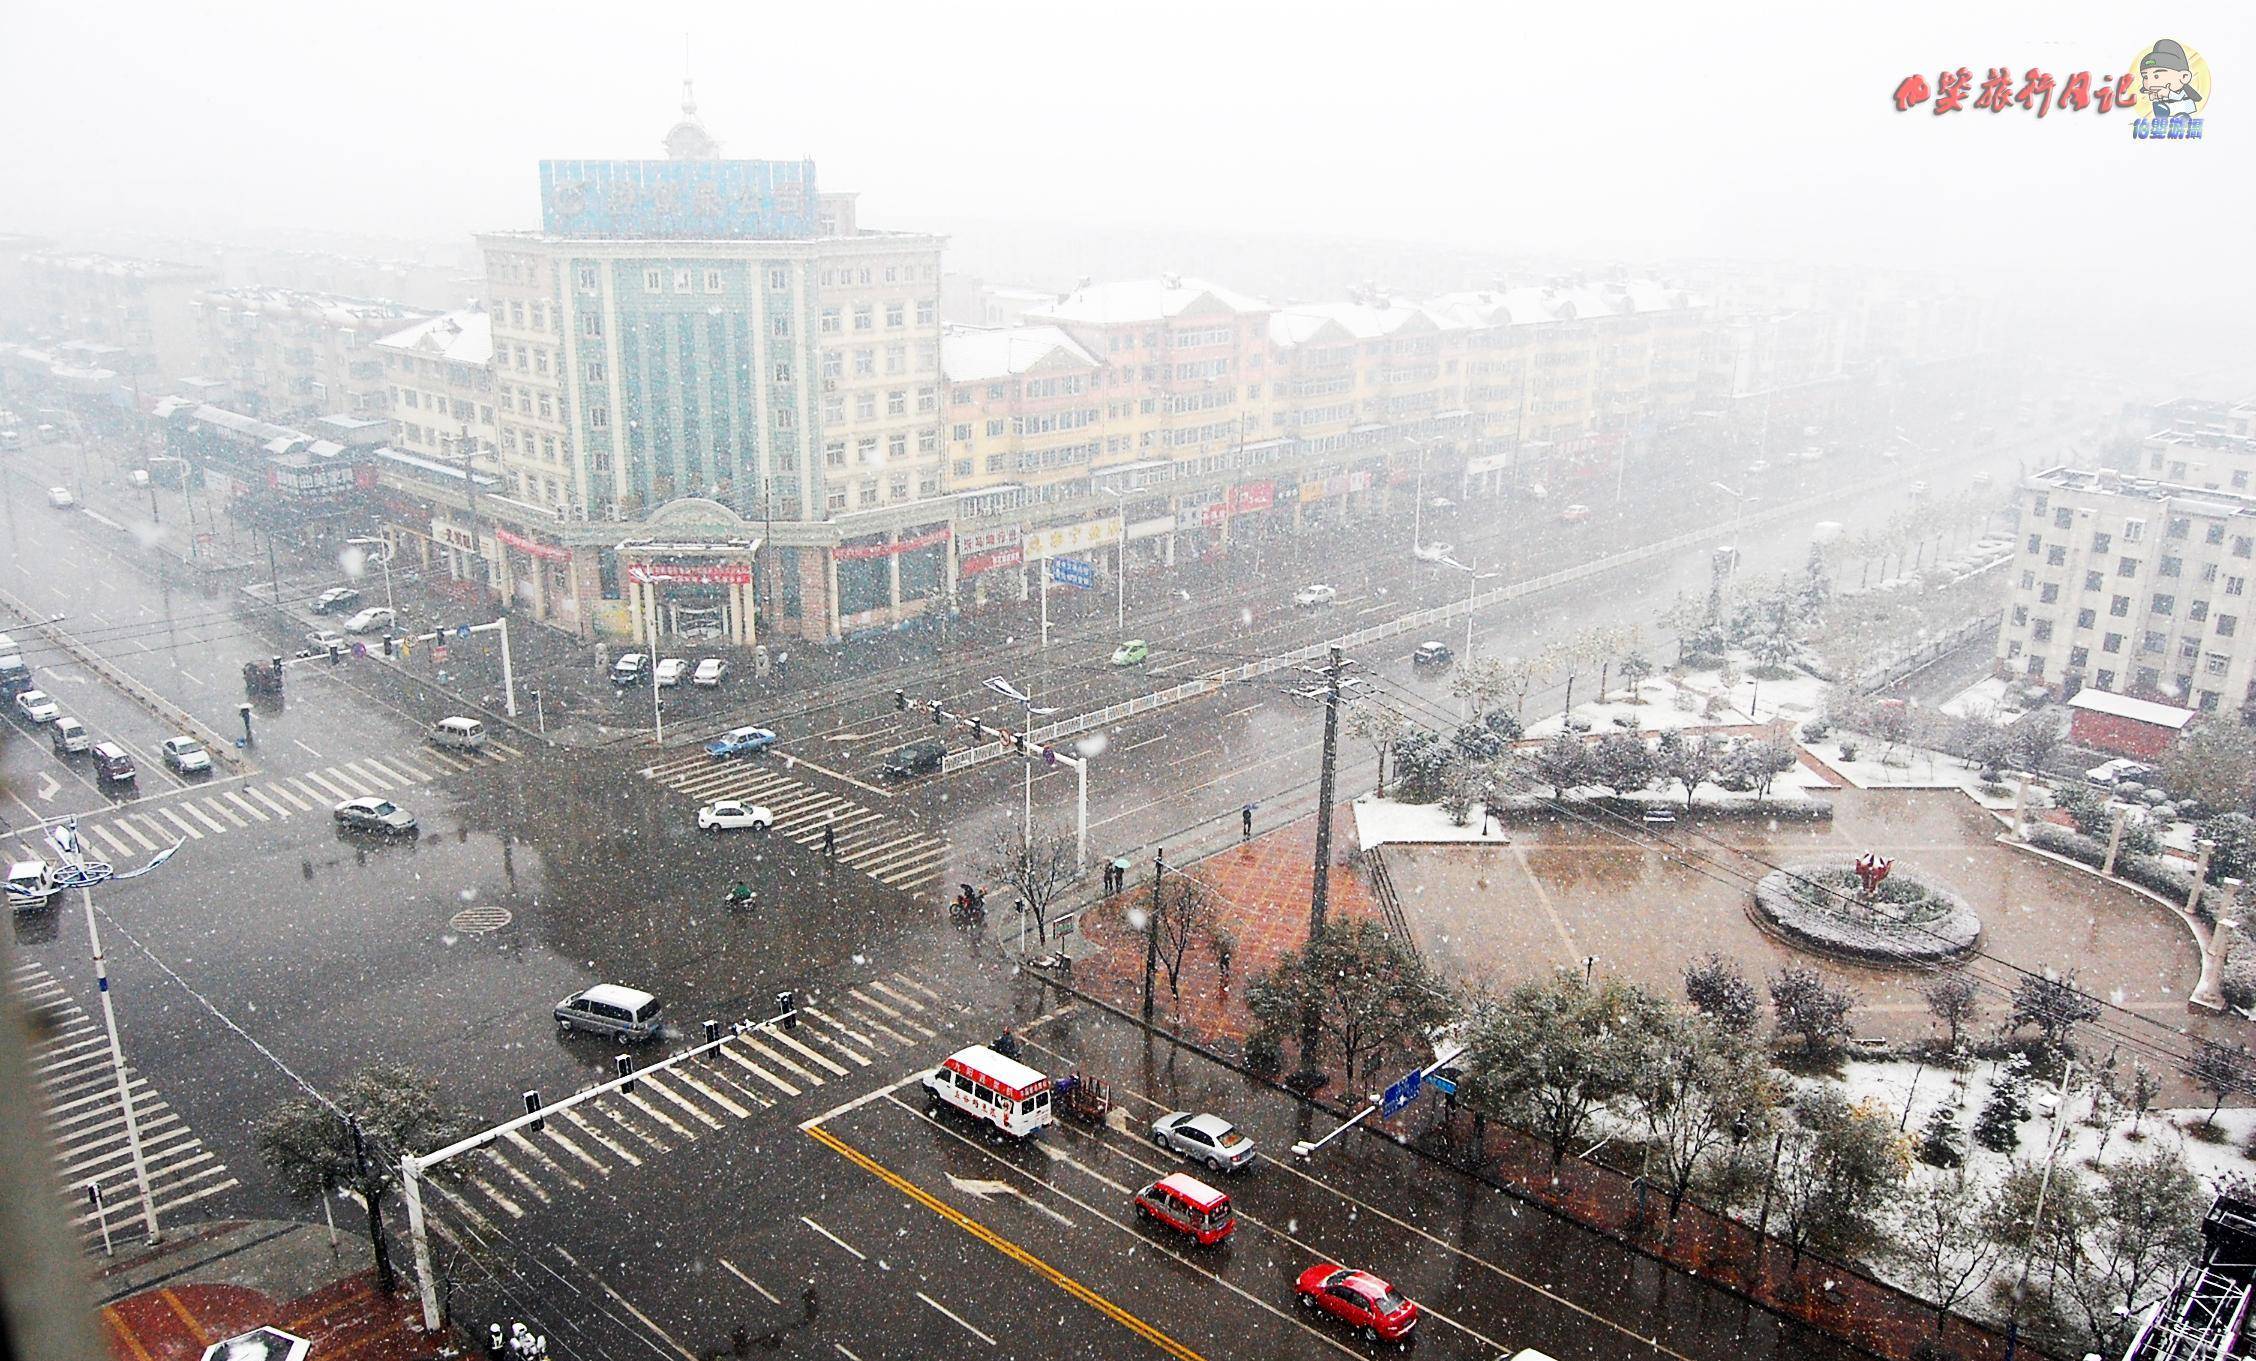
[1998,462,2256,717]
[372,309,497,468]
[192,288,429,423]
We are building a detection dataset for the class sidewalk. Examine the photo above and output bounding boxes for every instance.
[93,1220,442,1361]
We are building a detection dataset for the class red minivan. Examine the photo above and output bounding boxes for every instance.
[1132,1172,1234,1245]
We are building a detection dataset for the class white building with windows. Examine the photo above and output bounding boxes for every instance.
[1999,461,2256,718]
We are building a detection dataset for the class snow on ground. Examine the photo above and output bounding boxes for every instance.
[1939,675,2034,723]
[1352,766,1829,848]
[1522,657,1830,740]
[1805,733,2020,812]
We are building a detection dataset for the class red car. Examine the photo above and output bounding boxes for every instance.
[1295,1264,1418,1345]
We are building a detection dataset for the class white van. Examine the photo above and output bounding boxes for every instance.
[50,716,88,755]
[923,1044,1054,1138]
[429,716,487,752]
[5,860,59,909]
[554,984,664,1043]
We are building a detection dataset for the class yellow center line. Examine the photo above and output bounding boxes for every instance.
[804,1123,1207,1361]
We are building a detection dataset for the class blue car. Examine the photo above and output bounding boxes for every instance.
[706,725,778,759]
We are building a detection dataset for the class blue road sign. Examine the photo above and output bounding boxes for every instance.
[1427,1069,1459,1097]
[1379,1069,1423,1118]
[1050,556,1094,589]
[455,623,472,638]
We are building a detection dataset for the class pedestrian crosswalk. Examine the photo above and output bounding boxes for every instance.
[9,960,238,1246]
[418,972,953,1239]
[642,751,954,894]
[16,742,522,862]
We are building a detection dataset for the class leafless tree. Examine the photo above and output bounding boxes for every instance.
[1143,874,1228,1010]
[1344,702,1407,796]
[984,825,1082,946]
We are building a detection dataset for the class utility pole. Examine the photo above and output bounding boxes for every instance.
[348,1115,394,1291]
[1143,847,1164,1022]
[1297,646,1347,1085]
[2003,1058,2075,1361]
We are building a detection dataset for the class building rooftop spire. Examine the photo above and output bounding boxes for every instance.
[663,75,720,160]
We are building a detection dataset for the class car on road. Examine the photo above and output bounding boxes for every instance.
[610,652,648,686]
[312,587,362,614]
[1295,1264,1419,1345]
[1132,1173,1235,1246]
[45,486,74,509]
[1411,542,1454,563]
[343,606,394,635]
[1412,640,1454,669]
[693,658,728,688]
[333,796,416,834]
[159,736,211,773]
[1151,1111,1257,1173]
[92,742,135,785]
[1909,480,1931,498]
[0,430,19,452]
[14,690,57,723]
[1559,503,1592,523]
[50,716,88,755]
[655,657,689,687]
[555,984,664,1042]
[697,799,773,831]
[127,468,150,488]
[883,737,947,778]
[1110,639,1149,666]
[1293,583,1337,607]
[706,725,778,759]
[306,628,347,654]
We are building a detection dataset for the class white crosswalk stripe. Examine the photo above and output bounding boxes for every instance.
[643,755,953,895]
[9,964,236,1247]
[412,989,976,1240]
[67,744,522,851]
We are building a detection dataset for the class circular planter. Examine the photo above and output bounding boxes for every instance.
[1752,861,1981,965]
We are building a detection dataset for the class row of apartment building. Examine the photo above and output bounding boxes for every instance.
[0,98,1995,648]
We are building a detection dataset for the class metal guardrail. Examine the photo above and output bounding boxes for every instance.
[942,468,1897,773]
[1860,610,2005,695]
[0,585,247,772]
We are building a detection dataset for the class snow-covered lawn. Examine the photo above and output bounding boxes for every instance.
[1939,675,2037,724]
[1804,733,2020,812]
[1351,764,1832,849]
[1521,658,1829,740]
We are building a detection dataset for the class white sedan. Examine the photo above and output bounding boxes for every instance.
[693,658,727,687]
[697,800,773,832]
[14,689,57,723]
[655,657,689,687]
[46,487,74,509]
[1411,542,1454,563]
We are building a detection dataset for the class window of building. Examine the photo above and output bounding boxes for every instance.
[986,419,1004,438]
[2054,508,2073,529]
[2183,639,2200,660]
[773,407,795,430]
[888,432,906,460]
[854,349,874,377]
[589,405,608,429]
[856,393,875,420]
[2144,631,2167,653]
[2097,668,2116,689]
[827,487,847,511]
[917,387,936,413]
[582,312,602,338]
[822,395,844,423]
[2070,646,2089,669]
[2085,571,2105,591]
[2154,594,2175,614]
[916,300,935,325]
[2201,690,2222,711]
[774,362,792,384]
[2124,518,2145,542]
[2192,601,2210,622]
[2111,594,2130,617]
[2103,632,2123,653]
[2161,556,2183,577]
[772,315,792,338]
[672,268,693,292]
[887,390,907,417]
[886,345,905,374]
[510,301,525,326]
[2011,606,2028,626]
[2046,546,2066,566]
[820,307,842,335]
[585,360,605,382]
[918,429,938,455]
[2026,534,2042,555]
[2076,608,2095,629]
[769,268,789,292]
[856,436,878,465]
[2118,557,2139,577]
[2167,516,2191,538]
[2032,620,2053,643]
[853,304,872,331]
[2039,583,2060,604]
[822,352,842,380]
[2232,576,2248,597]
[889,475,908,498]
[824,440,846,468]
[952,422,971,441]
[577,265,599,291]
[2092,531,2111,553]
[644,268,663,291]
[540,434,556,459]
[886,302,904,328]
[2220,615,2239,637]
[2209,523,2228,545]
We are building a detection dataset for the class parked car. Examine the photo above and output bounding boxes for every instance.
[1295,1264,1419,1345]
[697,799,773,831]
[14,689,57,723]
[45,487,74,509]
[312,587,362,614]
[1412,641,1454,669]
[91,742,134,785]
[706,725,778,759]
[306,628,347,654]
[127,469,150,488]
[1294,583,1338,607]
[2085,758,2156,788]
[160,736,211,773]
[333,797,416,834]
[692,658,728,688]
[1151,1111,1257,1173]
[342,606,394,635]
[1559,503,1592,523]
[654,657,689,687]
[1110,639,1150,666]
[1411,542,1454,563]
[1132,1173,1236,1246]
[610,652,648,686]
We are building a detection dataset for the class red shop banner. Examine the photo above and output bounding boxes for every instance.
[833,527,953,562]
[625,562,753,585]
[495,526,571,563]
[960,546,1023,577]
[1228,480,1276,512]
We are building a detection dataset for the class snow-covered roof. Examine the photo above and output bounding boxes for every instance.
[1424,280,1700,330]
[2068,689,2197,729]
[200,287,427,331]
[1268,299,1441,347]
[941,324,1098,383]
[375,310,492,366]
[1033,276,1268,325]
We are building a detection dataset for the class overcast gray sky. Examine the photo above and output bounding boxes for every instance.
[3,0,2247,288]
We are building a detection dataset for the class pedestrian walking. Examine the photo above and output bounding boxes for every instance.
[777,650,790,679]
[822,819,837,857]
[801,1281,820,1322]
[1241,803,1254,841]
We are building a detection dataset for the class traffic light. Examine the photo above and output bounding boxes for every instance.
[327,643,343,666]
[270,656,284,690]
[1013,731,1027,754]
[930,700,944,726]
[894,689,907,711]
[382,634,397,659]
[969,718,984,741]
